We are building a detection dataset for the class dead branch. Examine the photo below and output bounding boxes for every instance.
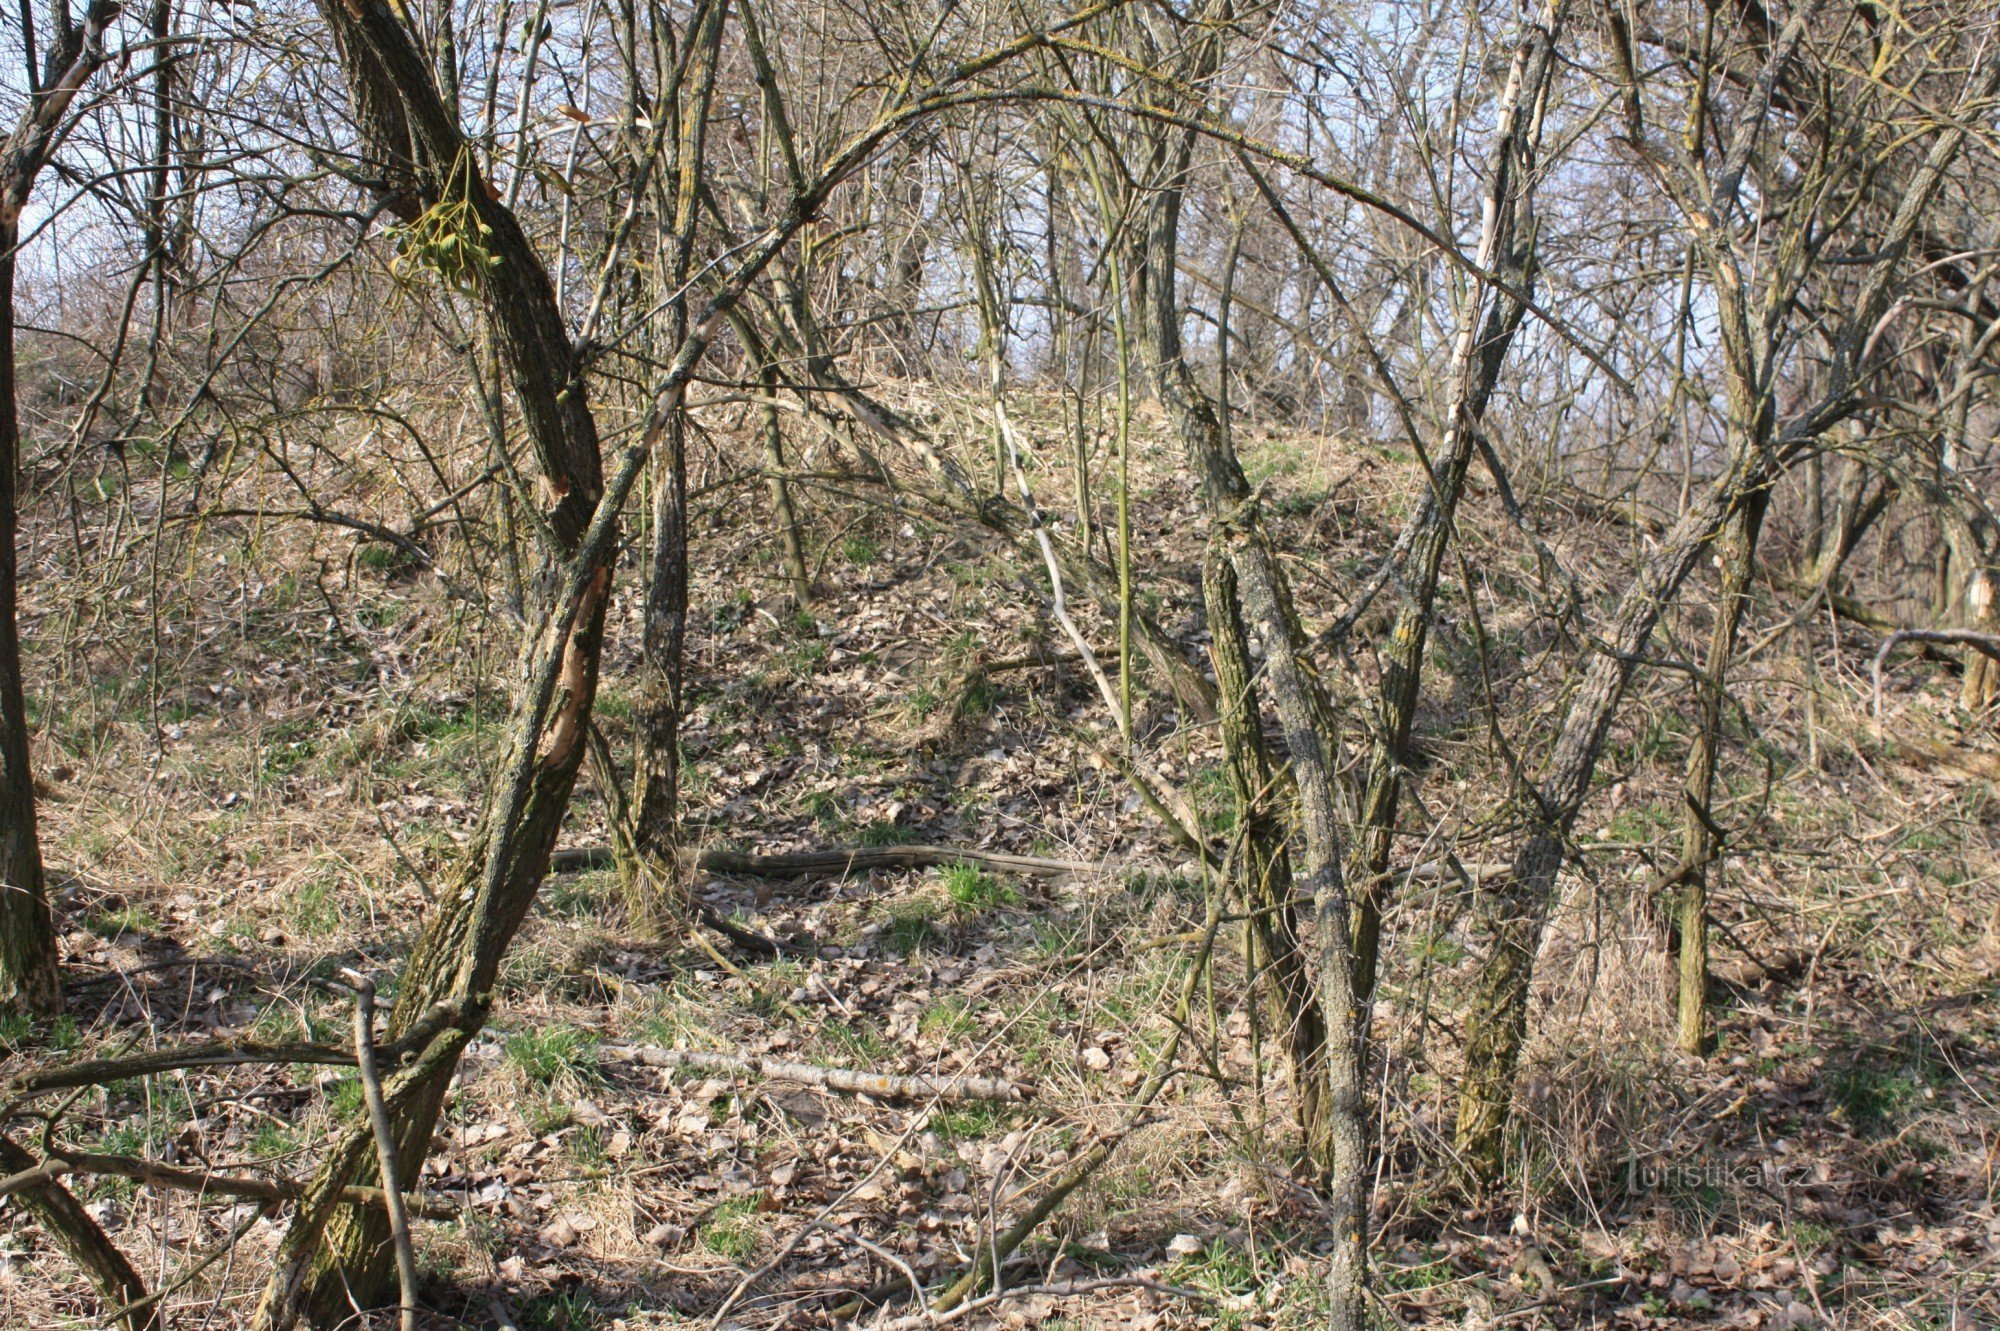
[632,1046,1031,1102]
[4,999,465,1100]
[341,968,420,1331]
[551,843,1103,879]
[1870,628,2000,717]
[0,1146,458,1218]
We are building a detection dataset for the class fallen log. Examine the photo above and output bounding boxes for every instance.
[626,1046,1030,1103]
[550,843,1100,879]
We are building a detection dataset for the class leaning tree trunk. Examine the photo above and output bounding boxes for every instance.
[1126,24,1369,1317]
[1451,466,1755,1178]
[0,1135,158,1331]
[255,1,619,1322]
[1676,490,1766,1055]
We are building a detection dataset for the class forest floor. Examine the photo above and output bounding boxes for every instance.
[7,396,2000,1329]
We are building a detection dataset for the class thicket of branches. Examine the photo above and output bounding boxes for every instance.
[2,0,1999,1325]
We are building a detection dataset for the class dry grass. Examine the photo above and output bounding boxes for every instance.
[3,393,1999,1328]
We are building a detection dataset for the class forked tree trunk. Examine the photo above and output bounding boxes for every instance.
[1202,544,1331,1166]
[1676,491,1766,1055]
[1128,30,1368,1320]
[1349,2,1560,1002]
[629,0,729,932]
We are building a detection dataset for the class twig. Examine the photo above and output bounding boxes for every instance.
[705,1117,929,1328]
[93,1200,275,1329]
[486,1289,522,1331]
[369,793,438,903]
[0,1152,70,1195]
[65,954,262,989]
[340,968,421,1331]
[634,1046,1030,1102]
[0,1134,156,1331]
[839,1228,933,1327]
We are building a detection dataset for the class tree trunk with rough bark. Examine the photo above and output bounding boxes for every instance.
[260,2,620,1321]
[628,0,728,931]
[1202,544,1330,1167]
[0,1,124,1017]
[1676,492,1766,1055]
[1127,30,1369,1318]
[0,230,58,1018]
[1351,2,1560,1003]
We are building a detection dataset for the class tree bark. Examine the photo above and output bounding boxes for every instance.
[0,0,124,1016]
[630,0,729,929]
[1349,2,1561,1004]
[1125,16,1368,1318]
[267,1,620,1321]
[1676,491,1766,1055]
[1202,543,1330,1167]
[0,225,58,1017]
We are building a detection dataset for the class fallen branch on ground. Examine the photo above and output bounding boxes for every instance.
[629,1047,1031,1102]
[551,843,1102,879]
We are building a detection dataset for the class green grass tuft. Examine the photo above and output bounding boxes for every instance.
[505,1026,601,1086]
[699,1195,764,1259]
[941,863,1016,910]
